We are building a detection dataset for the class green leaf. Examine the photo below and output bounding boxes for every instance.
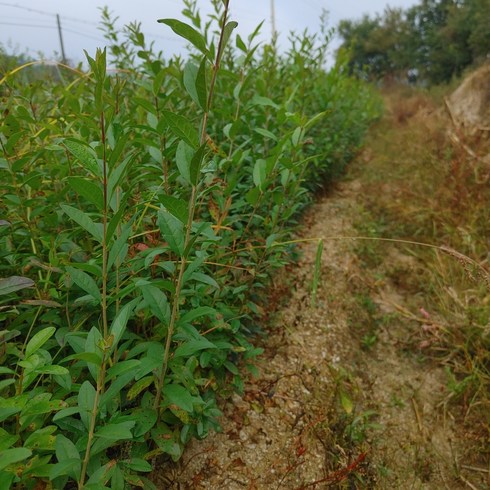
[246,187,261,205]
[183,63,200,108]
[131,408,158,438]
[218,21,239,59]
[0,429,18,451]
[158,195,189,224]
[291,127,303,147]
[64,139,101,177]
[127,376,154,401]
[56,434,80,462]
[86,461,117,486]
[0,448,32,471]
[151,423,183,461]
[0,368,15,376]
[0,407,20,423]
[32,365,69,375]
[174,338,216,358]
[195,57,208,110]
[24,426,57,451]
[161,110,199,149]
[25,326,56,359]
[157,19,210,59]
[85,327,103,382]
[253,159,267,190]
[190,143,207,185]
[67,177,103,210]
[183,58,208,111]
[107,221,132,270]
[251,95,279,109]
[157,209,185,256]
[106,359,141,382]
[61,352,102,367]
[78,381,96,431]
[236,33,247,52]
[52,406,80,422]
[189,272,219,289]
[20,398,67,418]
[140,285,170,324]
[176,140,193,184]
[108,154,134,204]
[109,300,136,352]
[123,458,152,473]
[60,204,103,243]
[106,202,127,244]
[99,371,134,409]
[339,389,353,415]
[163,384,194,412]
[0,276,35,295]
[49,459,82,481]
[66,266,101,303]
[0,379,15,391]
[95,422,134,440]
[254,127,277,141]
[304,110,327,131]
[180,306,216,324]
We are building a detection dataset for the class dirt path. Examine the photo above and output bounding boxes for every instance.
[152,129,487,489]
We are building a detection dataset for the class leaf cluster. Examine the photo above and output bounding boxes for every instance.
[0,1,380,488]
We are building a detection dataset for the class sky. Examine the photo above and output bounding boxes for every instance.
[0,0,420,66]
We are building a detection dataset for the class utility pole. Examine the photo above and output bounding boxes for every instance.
[56,14,67,64]
[270,0,277,42]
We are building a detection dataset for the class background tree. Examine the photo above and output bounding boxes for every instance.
[337,0,490,84]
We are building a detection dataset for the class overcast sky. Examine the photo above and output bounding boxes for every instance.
[0,0,419,65]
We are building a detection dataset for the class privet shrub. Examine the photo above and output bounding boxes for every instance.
[0,1,381,487]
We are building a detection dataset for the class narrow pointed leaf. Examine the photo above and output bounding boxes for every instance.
[174,338,216,358]
[66,266,101,303]
[254,127,277,141]
[25,326,56,359]
[253,159,267,189]
[0,276,34,295]
[110,300,137,351]
[157,209,185,256]
[141,285,170,324]
[157,19,210,59]
[159,195,189,224]
[60,204,103,243]
[176,140,193,184]
[161,110,199,149]
[78,381,96,431]
[183,62,200,108]
[196,57,208,110]
[67,177,103,210]
[64,140,101,177]
[190,143,207,185]
[218,21,238,59]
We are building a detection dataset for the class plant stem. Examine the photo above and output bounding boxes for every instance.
[153,0,231,414]
[80,106,110,487]
[79,353,107,489]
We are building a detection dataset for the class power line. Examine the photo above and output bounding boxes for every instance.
[0,22,106,43]
[0,2,98,26]
[0,21,56,29]
[63,28,105,43]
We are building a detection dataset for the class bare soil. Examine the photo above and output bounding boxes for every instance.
[151,96,489,489]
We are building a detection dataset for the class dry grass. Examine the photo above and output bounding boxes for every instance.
[351,84,490,462]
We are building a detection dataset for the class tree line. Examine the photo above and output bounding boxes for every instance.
[337,0,490,84]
